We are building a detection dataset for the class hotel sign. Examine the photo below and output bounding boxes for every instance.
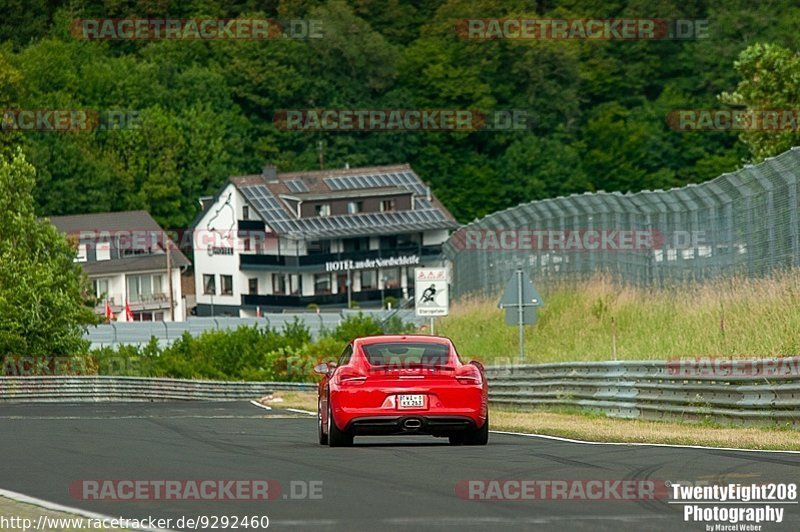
[325,254,420,272]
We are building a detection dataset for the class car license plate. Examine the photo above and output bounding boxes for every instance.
[398,394,425,409]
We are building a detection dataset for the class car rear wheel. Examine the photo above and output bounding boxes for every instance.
[449,415,489,446]
[327,399,353,447]
[318,398,328,445]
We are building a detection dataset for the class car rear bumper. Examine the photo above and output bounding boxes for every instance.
[330,384,488,433]
[346,415,478,436]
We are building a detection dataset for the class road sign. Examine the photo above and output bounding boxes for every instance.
[498,270,543,361]
[414,267,449,317]
[498,269,542,325]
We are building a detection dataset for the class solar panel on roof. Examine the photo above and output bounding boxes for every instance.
[241,178,452,239]
[285,179,308,193]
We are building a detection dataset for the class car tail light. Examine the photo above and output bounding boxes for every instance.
[455,365,482,385]
[336,368,367,385]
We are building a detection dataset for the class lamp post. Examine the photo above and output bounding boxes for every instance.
[346,270,352,309]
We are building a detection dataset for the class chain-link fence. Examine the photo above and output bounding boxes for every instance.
[445,147,800,299]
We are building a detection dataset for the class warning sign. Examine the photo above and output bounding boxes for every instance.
[414,267,449,317]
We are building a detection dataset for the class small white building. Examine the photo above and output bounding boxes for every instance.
[191,164,458,316]
[49,211,191,322]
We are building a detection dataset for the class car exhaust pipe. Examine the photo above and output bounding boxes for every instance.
[403,418,422,430]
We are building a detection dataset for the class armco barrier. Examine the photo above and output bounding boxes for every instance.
[0,376,315,403]
[485,358,800,427]
[4,359,799,427]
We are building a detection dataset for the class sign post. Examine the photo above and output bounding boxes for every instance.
[498,269,543,362]
[415,267,449,335]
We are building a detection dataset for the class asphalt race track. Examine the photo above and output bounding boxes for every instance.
[1,402,798,531]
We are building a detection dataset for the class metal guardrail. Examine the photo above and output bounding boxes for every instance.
[0,376,315,403]
[4,359,798,428]
[485,358,800,426]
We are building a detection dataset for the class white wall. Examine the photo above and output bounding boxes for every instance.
[194,183,246,309]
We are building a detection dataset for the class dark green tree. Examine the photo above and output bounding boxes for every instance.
[0,148,97,356]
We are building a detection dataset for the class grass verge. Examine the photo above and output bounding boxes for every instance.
[437,273,800,364]
[266,392,800,451]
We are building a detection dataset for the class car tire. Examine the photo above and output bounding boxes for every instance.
[327,398,353,447]
[463,415,489,446]
[318,398,328,445]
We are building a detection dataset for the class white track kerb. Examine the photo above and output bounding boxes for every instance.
[0,488,175,532]
[248,399,272,411]
[491,430,800,454]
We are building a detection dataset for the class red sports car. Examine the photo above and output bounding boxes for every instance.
[314,335,489,447]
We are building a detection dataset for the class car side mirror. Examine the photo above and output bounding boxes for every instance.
[313,362,337,375]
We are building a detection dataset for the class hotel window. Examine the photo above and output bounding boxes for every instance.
[127,274,153,303]
[315,203,331,217]
[93,278,110,299]
[96,242,111,261]
[343,237,367,252]
[152,274,163,296]
[360,269,377,290]
[242,205,250,220]
[308,239,331,254]
[203,274,216,295]
[380,199,395,212]
[249,278,258,295]
[75,244,87,262]
[383,267,401,289]
[220,275,233,296]
[347,201,363,214]
[380,235,398,249]
[272,274,286,295]
[314,273,332,294]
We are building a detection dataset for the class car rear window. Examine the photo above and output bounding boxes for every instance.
[361,342,451,367]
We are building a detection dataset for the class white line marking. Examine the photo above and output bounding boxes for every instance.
[383,515,676,525]
[490,430,800,454]
[0,488,176,532]
[249,400,272,411]
[286,408,316,416]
